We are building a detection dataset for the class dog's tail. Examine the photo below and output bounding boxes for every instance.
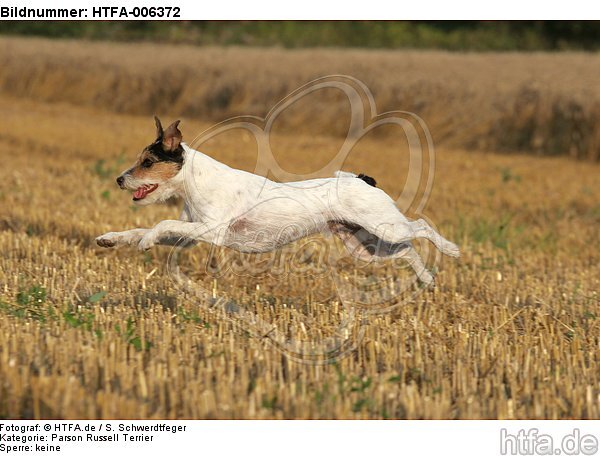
[334,170,377,187]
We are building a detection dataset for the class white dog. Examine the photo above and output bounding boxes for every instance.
[96,117,459,284]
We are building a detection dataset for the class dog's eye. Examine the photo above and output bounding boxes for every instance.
[141,159,153,168]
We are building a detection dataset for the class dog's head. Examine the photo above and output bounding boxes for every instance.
[116,117,185,205]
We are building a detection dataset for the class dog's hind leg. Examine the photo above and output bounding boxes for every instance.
[336,185,459,257]
[407,219,460,258]
[328,222,434,285]
[347,214,460,259]
[400,246,434,285]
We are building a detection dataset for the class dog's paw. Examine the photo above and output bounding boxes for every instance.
[418,270,435,287]
[443,241,461,258]
[96,233,119,248]
[138,232,157,251]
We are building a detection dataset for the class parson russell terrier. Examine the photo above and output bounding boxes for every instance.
[96,117,459,284]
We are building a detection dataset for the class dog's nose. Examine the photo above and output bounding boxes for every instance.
[116,176,125,188]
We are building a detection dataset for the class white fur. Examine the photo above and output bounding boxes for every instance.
[97,144,460,284]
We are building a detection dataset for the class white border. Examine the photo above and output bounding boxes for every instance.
[1,420,599,456]
[1,0,599,20]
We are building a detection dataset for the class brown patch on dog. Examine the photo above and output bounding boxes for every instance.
[162,120,182,151]
[229,218,252,233]
[131,160,181,181]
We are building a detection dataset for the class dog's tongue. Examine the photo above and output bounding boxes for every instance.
[134,187,147,199]
[133,184,158,200]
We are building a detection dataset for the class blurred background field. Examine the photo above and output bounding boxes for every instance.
[0,23,598,419]
[2,35,600,160]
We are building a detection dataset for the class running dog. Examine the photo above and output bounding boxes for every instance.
[96,117,460,284]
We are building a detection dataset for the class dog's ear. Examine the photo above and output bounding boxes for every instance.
[154,115,164,140]
[162,120,182,152]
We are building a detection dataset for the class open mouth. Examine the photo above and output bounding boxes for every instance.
[132,184,158,201]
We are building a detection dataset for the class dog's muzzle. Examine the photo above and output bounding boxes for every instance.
[116,176,125,189]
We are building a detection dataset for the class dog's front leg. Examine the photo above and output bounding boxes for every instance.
[137,220,214,251]
[96,229,149,248]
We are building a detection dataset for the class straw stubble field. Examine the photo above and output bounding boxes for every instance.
[0,37,599,419]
